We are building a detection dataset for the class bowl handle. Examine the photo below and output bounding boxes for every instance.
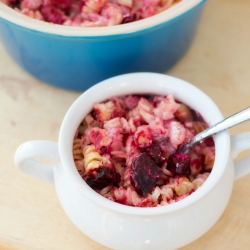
[231,132,250,180]
[14,140,60,184]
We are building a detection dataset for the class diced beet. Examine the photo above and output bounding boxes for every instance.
[167,153,191,176]
[203,137,214,147]
[99,146,107,154]
[7,0,19,6]
[131,153,164,196]
[49,0,71,11]
[191,110,205,122]
[111,107,126,119]
[86,167,121,190]
[40,5,66,24]
[122,13,137,23]
[143,144,165,165]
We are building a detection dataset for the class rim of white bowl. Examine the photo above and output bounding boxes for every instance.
[59,72,230,216]
[0,0,204,37]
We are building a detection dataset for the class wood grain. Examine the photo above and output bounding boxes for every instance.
[0,0,250,249]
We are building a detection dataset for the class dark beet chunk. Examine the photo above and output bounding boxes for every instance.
[143,144,165,165]
[111,107,126,119]
[131,153,164,196]
[191,109,205,122]
[86,167,121,190]
[50,0,71,11]
[167,153,191,176]
[203,137,215,147]
[122,13,137,24]
[40,5,66,24]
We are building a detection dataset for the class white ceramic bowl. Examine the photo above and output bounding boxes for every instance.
[14,73,250,249]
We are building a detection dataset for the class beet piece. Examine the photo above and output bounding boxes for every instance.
[167,153,191,176]
[50,0,71,11]
[131,153,164,196]
[122,13,137,24]
[203,137,215,147]
[8,0,19,7]
[111,107,126,119]
[143,144,165,165]
[86,167,121,190]
[40,5,66,24]
[191,109,205,122]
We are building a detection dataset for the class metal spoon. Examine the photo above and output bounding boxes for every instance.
[180,106,250,153]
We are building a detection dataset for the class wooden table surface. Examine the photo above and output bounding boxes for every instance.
[1,0,250,249]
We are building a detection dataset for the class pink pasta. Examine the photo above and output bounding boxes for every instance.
[5,0,181,26]
[73,94,215,207]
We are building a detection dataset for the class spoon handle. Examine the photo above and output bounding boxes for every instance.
[186,106,250,150]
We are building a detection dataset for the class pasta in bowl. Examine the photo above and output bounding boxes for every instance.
[73,93,215,207]
[4,0,181,27]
